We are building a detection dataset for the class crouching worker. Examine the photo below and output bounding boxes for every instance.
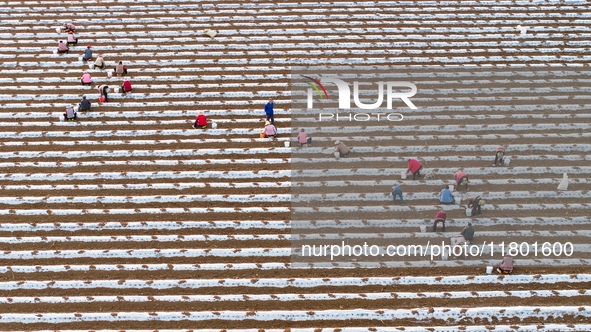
[334,140,350,158]
[297,128,312,147]
[493,145,505,167]
[78,96,91,112]
[466,195,485,216]
[63,105,77,121]
[193,112,208,129]
[94,54,105,69]
[57,41,69,54]
[80,71,92,86]
[460,222,474,244]
[67,31,78,46]
[63,23,75,33]
[83,45,92,61]
[115,61,127,76]
[261,120,277,138]
[454,170,469,191]
[121,78,132,94]
[439,185,455,205]
[406,158,423,180]
[432,210,446,232]
[497,254,514,274]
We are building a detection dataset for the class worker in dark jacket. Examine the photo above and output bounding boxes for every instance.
[78,96,91,112]
[83,45,93,61]
[460,222,475,243]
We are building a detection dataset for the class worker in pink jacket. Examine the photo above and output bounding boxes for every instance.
[406,158,423,180]
[63,23,75,33]
[454,170,469,190]
[66,31,78,45]
[80,71,92,86]
[57,41,69,54]
[297,128,311,147]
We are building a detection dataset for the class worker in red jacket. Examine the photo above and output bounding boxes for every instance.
[433,210,446,232]
[454,170,469,190]
[193,111,208,129]
[406,158,423,180]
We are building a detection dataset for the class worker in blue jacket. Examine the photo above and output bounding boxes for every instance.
[264,99,274,124]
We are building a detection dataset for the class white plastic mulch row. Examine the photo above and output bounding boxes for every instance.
[0,207,289,216]
[3,244,589,260]
[0,307,587,323]
[292,178,590,188]
[0,259,591,272]
[6,326,591,332]
[1,122,589,133]
[0,148,290,159]
[2,155,590,170]
[2,145,591,159]
[2,229,590,244]
[1,259,590,273]
[293,190,591,202]
[1,289,589,304]
[1,274,590,290]
[299,144,591,154]
[0,179,586,191]
[0,182,291,190]
[3,109,591,119]
[0,248,290,260]
[292,204,591,214]
[2,121,588,138]
[0,159,289,169]
[1,190,588,205]
[294,166,591,177]
[0,217,587,232]
[0,194,290,205]
[0,170,291,181]
[0,220,290,232]
[1,203,589,215]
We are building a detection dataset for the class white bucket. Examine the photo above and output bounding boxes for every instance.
[53,49,57,54]
[56,27,61,33]
[127,92,132,97]
[59,115,65,122]
[400,171,407,180]
[504,157,510,166]
[419,225,426,233]
[442,254,448,261]
[73,106,79,112]
[107,71,112,78]
[114,87,119,93]
[334,151,340,159]
[78,56,83,62]
[449,185,454,192]
[211,122,217,129]
[486,266,493,274]
[89,63,95,69]
[284,141,290,148]
[465,207,472,217]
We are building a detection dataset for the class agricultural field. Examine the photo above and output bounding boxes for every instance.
[0,0,589,331]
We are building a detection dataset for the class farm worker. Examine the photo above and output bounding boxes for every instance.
[334,140,350,158]
[439,185,455,205]
[433,210,446,232]
[466,195,485,216]
[406,158,423,180]
[454,170,469,190]
[493,145,506,166]
[264,99,274,124]
[391,183,403,205]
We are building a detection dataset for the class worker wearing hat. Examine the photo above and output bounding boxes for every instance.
[83,45,93,61]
